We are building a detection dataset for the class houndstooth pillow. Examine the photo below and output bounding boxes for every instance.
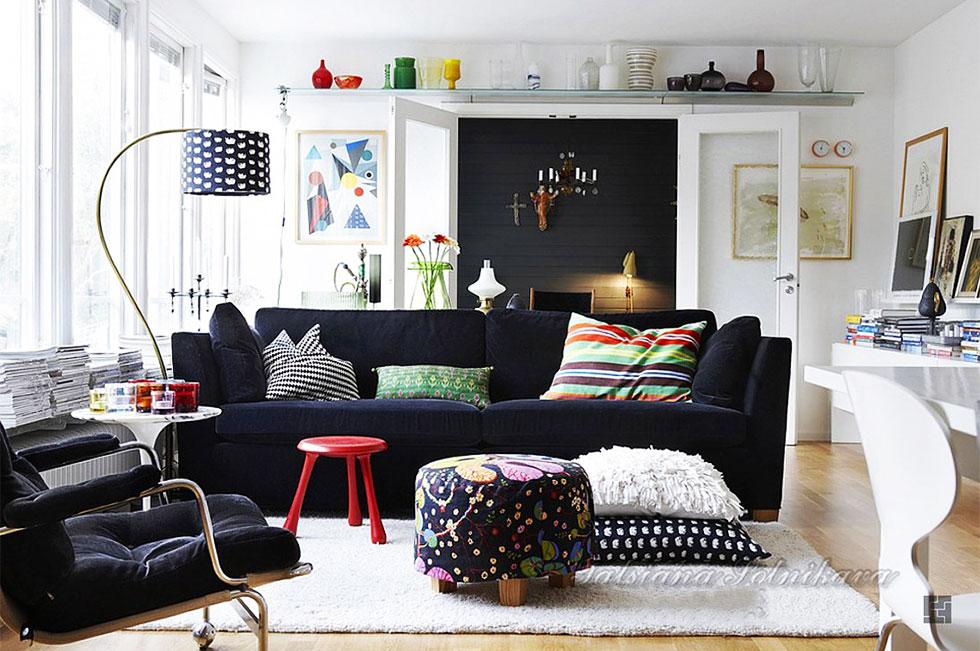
[262,324,359,401]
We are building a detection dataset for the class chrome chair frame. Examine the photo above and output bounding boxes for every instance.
[0,442,310,650]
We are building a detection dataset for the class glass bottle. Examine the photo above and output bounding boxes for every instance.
[578,56,599,90]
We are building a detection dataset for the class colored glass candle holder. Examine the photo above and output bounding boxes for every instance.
[150,389,176,415]
[89,388,107,413]
[131,381,160,413]
[169,381,200,412]
[105,383,136,413]
[443,58,461,90]
[393,56,416,89]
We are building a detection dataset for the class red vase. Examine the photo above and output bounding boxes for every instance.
[312,59,333,89]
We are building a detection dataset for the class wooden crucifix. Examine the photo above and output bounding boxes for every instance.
[505,192,527,226]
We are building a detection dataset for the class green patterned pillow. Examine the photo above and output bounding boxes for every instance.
[374,365,491,409]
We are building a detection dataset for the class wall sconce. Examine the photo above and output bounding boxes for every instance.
[531,151,599,231]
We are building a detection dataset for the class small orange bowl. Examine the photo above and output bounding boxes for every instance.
[334,75,363,89]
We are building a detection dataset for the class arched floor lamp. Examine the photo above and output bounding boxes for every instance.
[96,129,269,476]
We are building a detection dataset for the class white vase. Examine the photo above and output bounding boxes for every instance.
[599,44,621,90]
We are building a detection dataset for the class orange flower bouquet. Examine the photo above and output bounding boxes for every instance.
[403,233,460,309]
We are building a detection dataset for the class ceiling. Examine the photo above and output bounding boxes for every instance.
[196,0,964,46]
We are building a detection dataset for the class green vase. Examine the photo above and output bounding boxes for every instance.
[409,261,452,309]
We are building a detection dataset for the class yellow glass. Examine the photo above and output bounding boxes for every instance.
[443,58,461,90]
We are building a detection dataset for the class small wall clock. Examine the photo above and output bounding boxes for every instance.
[834,140,854,157]
[811,140,831,157]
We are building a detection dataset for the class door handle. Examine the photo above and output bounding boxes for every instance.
[772,273,795,282]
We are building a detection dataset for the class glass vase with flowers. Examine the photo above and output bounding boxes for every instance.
[404,233,460,309]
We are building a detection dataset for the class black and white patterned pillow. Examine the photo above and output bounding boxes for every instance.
[263,324,359,401]
[593,516,770,565]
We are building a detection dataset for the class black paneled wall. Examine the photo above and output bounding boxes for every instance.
[456,118,677,312]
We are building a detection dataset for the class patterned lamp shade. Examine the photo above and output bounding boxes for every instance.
[181,129,270,196]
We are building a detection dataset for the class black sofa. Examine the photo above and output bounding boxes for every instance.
[173,308,790,519]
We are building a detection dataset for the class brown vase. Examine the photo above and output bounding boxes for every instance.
[747,49,775,92]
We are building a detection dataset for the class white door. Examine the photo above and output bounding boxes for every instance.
[676,112,800,444]
[389,97,458,308]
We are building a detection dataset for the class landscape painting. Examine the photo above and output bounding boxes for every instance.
[732,164,853,259]
[297,130,385,244]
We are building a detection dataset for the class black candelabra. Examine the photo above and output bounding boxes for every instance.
[169,274,231,326]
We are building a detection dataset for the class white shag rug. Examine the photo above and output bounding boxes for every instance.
[139,518,878,637]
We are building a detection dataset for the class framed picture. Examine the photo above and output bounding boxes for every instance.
[296,130,385,244]
[899,127,947,220]
[890,213,938,294]
[934,215,973,298]
[955,230,980,299]
[731,164,853,260]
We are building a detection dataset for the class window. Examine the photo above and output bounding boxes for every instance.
[0,1,30,349]
[71,0,124,348]
[146,31,185,334]
[200,67,233,300]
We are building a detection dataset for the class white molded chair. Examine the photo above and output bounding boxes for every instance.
[843,371,979,651]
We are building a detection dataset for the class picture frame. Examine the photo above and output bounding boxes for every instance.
[934,215,973,299]
[954,229,980,300]
[890,212,938,296]
[899,127,947,221]
[731,164,853,260]
[295,130,386,245]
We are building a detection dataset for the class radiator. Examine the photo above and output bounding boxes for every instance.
[12,422,141,489]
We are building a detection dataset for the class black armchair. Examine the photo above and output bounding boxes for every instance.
[0,425,310,650]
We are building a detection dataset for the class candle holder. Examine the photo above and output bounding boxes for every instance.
[169,273,232,327]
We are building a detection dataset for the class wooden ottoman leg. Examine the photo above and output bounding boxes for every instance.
[346,455,362,527]
[548,572,575,588]
[358,454,387,544]
[431,578,457,594]
[498,578,528,606]
[283,453,317,535]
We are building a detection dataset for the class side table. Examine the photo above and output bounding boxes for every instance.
[71,406,221,479]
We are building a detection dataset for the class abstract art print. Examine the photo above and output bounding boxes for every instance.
[732,164,853,259]
[899,127,947,220]
[934,215,973,298]
[296,130,385,244]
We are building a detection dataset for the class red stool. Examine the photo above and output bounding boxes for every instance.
[283,436,387,544]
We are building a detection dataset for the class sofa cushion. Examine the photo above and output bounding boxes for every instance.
[255,308,486,398]
[31,494,299,633]
[485,309,719,403]
[375,365,491,408]
[215,399,482,447]
[263,326,359,402]
[541,314,707,402]
[209,302,266,403]
[482,399,745,449]
[692,316,761,410]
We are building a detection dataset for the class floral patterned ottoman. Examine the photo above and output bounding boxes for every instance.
[413,454,595,606]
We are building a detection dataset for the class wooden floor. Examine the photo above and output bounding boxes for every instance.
[6,443,979,650]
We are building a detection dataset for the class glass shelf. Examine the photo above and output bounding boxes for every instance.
[280,86,863,107]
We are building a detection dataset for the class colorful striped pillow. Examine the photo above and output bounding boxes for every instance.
[541,314,707,402]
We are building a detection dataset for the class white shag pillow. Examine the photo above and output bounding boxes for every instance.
[573,446,745,520]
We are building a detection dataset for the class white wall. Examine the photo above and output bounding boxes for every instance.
[893,0,980,320]
[150,0,239,74]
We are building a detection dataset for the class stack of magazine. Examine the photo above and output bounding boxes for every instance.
[0,351,56,428]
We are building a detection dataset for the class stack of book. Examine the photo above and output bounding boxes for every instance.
[961,322,980,362]
[48,345,92,414]
[922,334,962,358]
[0,353,55,428]
[844,314,862,344]
[851,317,880,348]
[878,313,932,352]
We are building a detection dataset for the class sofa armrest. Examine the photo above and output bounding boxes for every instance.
[741,336,792,510]
[18,434,120,472]
[172,332,224,406]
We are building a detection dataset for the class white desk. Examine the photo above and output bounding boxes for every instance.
[804,365,979,479]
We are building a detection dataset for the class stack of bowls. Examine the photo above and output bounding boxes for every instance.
[625,47,658,90]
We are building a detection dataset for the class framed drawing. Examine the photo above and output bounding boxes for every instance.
[296,130,385,244]
[955,229,980,299]
[732,164,853,259]
[899,127,947,220]
[934,215,973,298]
[890,213,938,294]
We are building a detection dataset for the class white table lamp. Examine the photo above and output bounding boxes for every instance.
[468,260,505,313]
